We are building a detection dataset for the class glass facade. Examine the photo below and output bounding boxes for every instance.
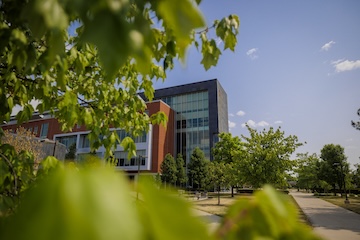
[114,150,146,167]
[162,91,210,162]
[56,135,77,148]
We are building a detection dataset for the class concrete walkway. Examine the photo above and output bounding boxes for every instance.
[192,208,222,233]
[290,191,360,240]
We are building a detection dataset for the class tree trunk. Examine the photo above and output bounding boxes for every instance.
[218,185,220,205]
[333,184,336,196]
[231,186,234,197]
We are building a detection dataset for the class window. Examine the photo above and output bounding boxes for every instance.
[55,135,77,148]
[203,117,209,127]
[182,120,186,128]
[119,158,125,166]
[80,134,90,148]
[34,126,38,135]
[40,123,49,138]
[192,118,198,127]
[141,157,145,166]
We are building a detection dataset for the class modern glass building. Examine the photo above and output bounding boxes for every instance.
[140,79,229,163]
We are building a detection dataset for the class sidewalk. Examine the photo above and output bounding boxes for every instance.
[192,208,222,233]
[290,191,360,240]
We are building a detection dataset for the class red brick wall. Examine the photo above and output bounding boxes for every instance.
[2,118,61,139]
[146,101,175,173]
[1,100,175,174]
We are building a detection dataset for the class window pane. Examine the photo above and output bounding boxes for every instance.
[40,123,49,138]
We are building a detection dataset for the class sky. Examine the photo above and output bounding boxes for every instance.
[152,1,360,168]
[10,1,360,168]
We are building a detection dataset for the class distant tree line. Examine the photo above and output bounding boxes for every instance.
[161,125,360,202]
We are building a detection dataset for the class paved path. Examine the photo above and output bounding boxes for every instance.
[290,191,360,240]
[192,208,222,233]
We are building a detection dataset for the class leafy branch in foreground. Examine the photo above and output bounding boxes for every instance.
[0,159,320,240]
[0,0,239,157]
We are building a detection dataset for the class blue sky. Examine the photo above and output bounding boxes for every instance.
[153,1,360,167]
[10,1,359,167]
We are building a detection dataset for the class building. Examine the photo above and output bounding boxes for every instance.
[2,101,175,179]
[1,79,228,176]
[140,79,228,163]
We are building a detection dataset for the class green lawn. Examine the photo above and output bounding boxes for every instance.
[316,195,360,215]
[192,192,310,225]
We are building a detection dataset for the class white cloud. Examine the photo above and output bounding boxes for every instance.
[332,59,360,72]
[236,110,246,116]
[258,121,269,127]
[274,120,283,124]
[229,121,236,129]
[246,48,258,60]
[229,113,234,117]
[241,119,269,128]
[321,41,335,51]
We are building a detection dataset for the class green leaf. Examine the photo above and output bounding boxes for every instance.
[81,10,131,77]
[120,137,136,159]
[1,166,143,240]
[82,108,93,126]
[157,0,205,58]
[46,30,65,66]
[150,112,168,127]
[22,0,68,38]
[215,15,240,51]
[166,41,176,56]
[139,178,212,240]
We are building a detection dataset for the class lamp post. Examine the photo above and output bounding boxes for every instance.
[333,162,350,204]
[137,155,142,200]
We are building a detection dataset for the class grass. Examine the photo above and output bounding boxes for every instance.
[192,193,251,217]
[192,192,310,225]
[316,195,360,215]
[289,195,312,226]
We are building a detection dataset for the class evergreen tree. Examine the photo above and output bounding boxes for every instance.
[160,153,177,186]
[187,148,209,190]
[175,153,187,187]
[65,143,76,160]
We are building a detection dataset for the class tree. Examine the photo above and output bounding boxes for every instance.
[160,153,177,186]
[0,162,320,240]
[212,132,244,196]
[2,127,44,166]
[240,125,302,188]
[319,144,349,196]
[175,153,187,187]
[187,147,209,190]
[0,138,37,214]
[352,164,360,188]
[207,161,228,205]
[0,0,239,158]
[212,132,243,163]
[351,108,360,130]
[65,143,76,160]
[295,153,330,192]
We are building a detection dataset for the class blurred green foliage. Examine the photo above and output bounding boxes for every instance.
[0,0,239,158]
[216,185,321,240]
[0,158,321,240]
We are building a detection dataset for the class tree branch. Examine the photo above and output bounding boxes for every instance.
[0,151,18,195]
